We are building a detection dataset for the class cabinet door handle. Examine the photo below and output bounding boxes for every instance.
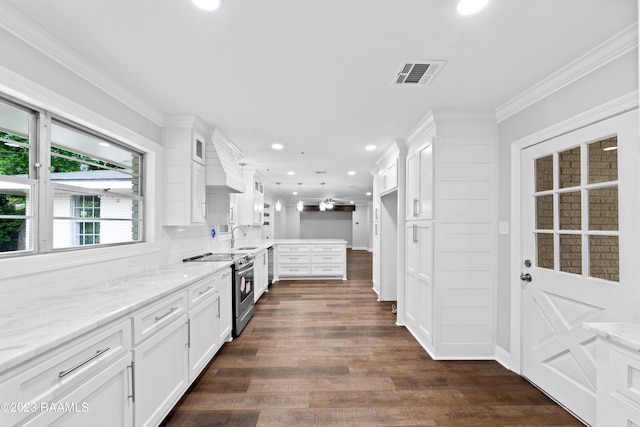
[127,362,135,402]
[217,296,221,319]
[198,286,213,295]
[413,224,418,243]
[155,306,179,322]
[187,319,191,348]
[59,347,110,378]
[413,198,419,217]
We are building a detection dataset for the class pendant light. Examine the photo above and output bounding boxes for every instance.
[296,183,304,212]
[275,182,282,211]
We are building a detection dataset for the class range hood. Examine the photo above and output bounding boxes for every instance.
[206,128,245,193]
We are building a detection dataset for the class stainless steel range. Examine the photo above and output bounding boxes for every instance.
[183,252,255,337]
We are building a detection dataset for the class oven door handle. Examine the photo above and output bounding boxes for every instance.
[236,262,254,274]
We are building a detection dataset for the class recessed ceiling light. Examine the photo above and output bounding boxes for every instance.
[292,191,298,195]
[287,171,295,176]
[271,143,284,150]
[366,192,372,196]
[192,0,221,11]
[457,0,488,15]
[348,171,356,176]
[365,145,376,151]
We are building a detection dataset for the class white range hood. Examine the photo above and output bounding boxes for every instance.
[206,128,245,193]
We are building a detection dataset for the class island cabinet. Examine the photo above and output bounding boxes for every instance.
[0,319,134,427]
[273,240,347,282]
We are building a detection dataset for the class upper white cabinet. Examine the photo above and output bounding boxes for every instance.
[406,139,433,221]
[378,158,398,194]
[234,172,264,225]
[163,115,211,226]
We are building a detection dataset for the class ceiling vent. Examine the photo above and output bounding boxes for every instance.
[393,60,446,85]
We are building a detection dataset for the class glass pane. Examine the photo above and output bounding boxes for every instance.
[536,195,553,230]
[537,233,554,269]
[0,100,31,178]
[589,137,617,184]
[0,218,31,252]
[590,236,619,281]
[536,155,553,192]
[589,187,618,231]
[559,147,581,189]
[53,219,141,249]
[51,122,141,196]
[560,234,582,275]
[559,191,581,230]
[0,184,32,253]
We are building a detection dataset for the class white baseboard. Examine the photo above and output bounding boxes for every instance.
[495,345,511,370]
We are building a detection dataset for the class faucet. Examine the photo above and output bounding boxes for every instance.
[231,226,247,249]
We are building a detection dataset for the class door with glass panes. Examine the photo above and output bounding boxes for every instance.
[520,110,638,426]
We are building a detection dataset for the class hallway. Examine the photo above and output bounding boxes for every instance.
[163,250,581,426]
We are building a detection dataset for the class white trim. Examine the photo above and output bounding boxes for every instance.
[350,246,369,251]
[0,2,163,126]
[509,91,639,374]
[496,23,638,123]
[495,345,511,370]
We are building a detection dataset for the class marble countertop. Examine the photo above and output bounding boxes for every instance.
[583,322,640,352]
[0,260,232,373]
[274,239,348,245]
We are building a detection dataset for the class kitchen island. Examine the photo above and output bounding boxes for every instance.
[273,239,347,282]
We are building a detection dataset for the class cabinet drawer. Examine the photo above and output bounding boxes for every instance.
[133,291,187,344]
[311,244,344,253]
[311,264,344,276]
[188,276,218,308]
[610,347,640,405]
[278,245,310,253]
[0,319,131,426]
[311,253,343,263]
[278,253,310,264]
[278,265,311,276]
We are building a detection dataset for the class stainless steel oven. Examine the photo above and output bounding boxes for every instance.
[232,255,255,337]
[182,252,255,337]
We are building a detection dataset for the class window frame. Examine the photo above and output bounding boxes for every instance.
[0,97,146,258]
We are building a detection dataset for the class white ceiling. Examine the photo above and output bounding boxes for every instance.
[3,0,637,204]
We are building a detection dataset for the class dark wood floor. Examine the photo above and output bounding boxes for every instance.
[162,249,581,426]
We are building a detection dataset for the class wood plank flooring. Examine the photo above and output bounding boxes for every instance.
[162,249,582,426]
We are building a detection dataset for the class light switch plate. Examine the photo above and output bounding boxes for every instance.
[498,221,510,235]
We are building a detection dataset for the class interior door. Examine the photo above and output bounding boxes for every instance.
[520,110,638,425]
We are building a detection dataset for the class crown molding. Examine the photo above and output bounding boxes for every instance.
[0,2,164,126]
[496,23,638,123]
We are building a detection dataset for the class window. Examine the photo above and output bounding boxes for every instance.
[0,97,144,256]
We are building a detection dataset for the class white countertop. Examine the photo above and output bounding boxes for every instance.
[583,322,640,352]
[274,239,347,244]
[0,260,232,373]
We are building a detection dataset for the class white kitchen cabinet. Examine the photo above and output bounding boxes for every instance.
[254,249,268,302]
[235,173,264,225]
[133,313,189,427]
[406,139,433,221]
[217,267,233,343]
[0,320,133,427]
[21,353,133,427]
[405,221,434,350]
[187,276,219,382]
[163,115,211,226]
[274,242,346,281]
[378,158,398,194]
[403,112,497,359]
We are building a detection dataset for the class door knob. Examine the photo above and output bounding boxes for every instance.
[520,273,532,282]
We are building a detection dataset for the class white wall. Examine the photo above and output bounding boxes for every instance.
[274,204,300,239]
[352,204,371,250]
[300,211,353,245]
[496,50,639,355]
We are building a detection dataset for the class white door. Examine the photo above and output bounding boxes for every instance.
[520,110,639,425]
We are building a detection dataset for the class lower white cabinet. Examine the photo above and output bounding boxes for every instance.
[254,249,268,302]
[188,291,219,382]
[405,221,434,351]
[133,313,189,427]
[274,242,346,281]
[218,268,233,344]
